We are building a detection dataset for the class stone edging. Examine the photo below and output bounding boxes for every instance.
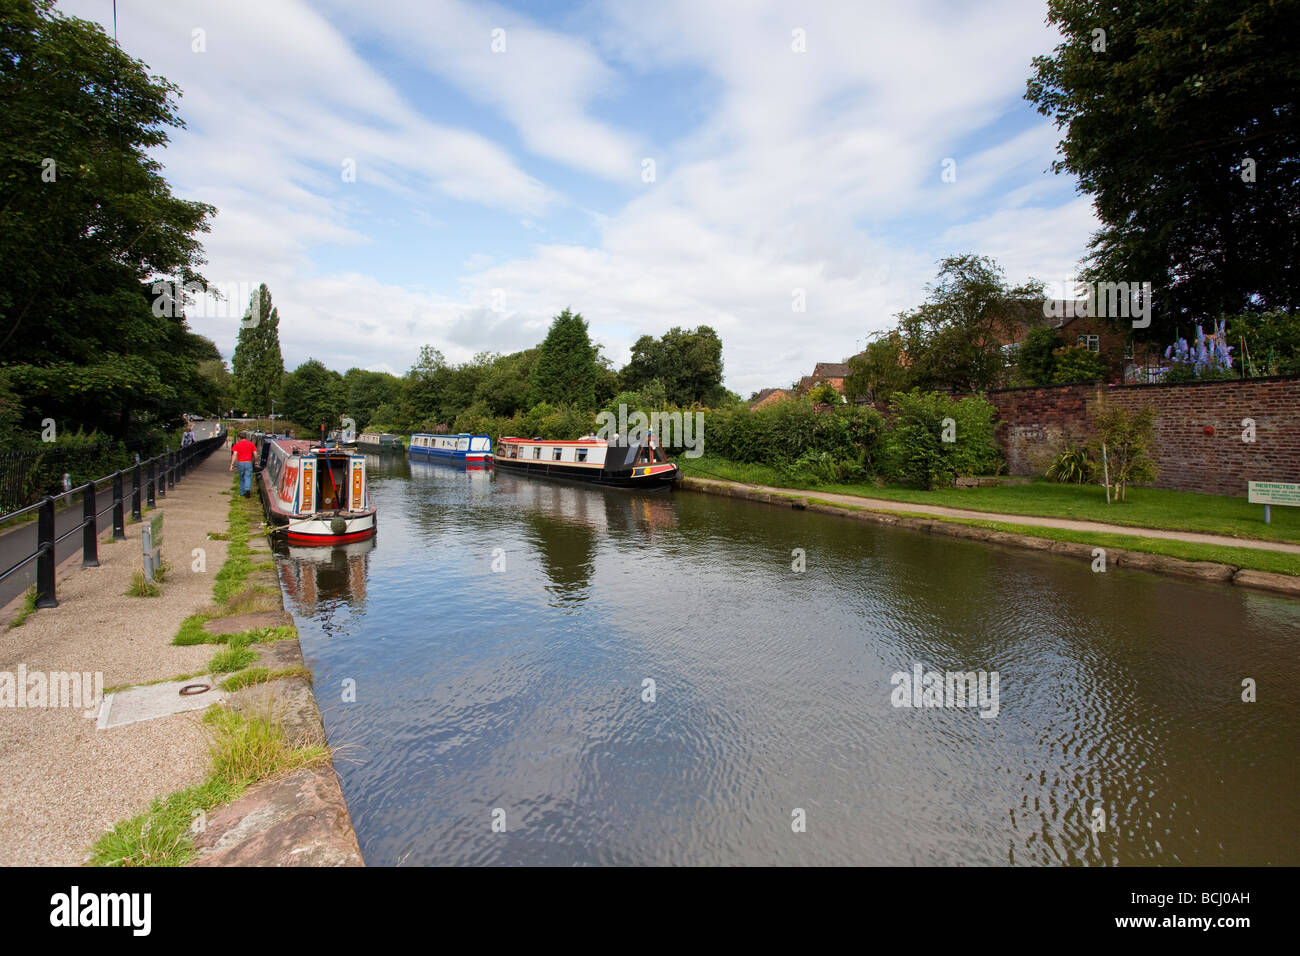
[678,476,1300,598]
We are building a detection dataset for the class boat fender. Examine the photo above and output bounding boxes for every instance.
[330,516,347,535]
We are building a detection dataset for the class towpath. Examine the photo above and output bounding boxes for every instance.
[682,476,1300,556]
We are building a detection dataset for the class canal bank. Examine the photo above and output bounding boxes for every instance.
[0,449,362,865]
[678,476,1300,597]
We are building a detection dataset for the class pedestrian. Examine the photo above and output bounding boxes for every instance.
[181,423,195,447]
[229,434,257,497]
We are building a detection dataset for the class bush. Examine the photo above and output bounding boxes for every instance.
[1050,345,1107,384]
[879,389,1001,489]
[1045,444,1095,483]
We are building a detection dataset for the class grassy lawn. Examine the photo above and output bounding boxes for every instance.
[678,455,1300,545]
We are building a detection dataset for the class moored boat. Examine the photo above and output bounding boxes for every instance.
[408,432,493,463]
[258,437,377,545]
[493,435,678,489]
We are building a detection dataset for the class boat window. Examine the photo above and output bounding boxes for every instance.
[533,447,541,459]
[577,448,587,462]
[553,448,563,461]
[471,437,488,451]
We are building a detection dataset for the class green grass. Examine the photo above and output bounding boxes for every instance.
[172,613,214,645]
[88,706,329,867]
[207,634,257,674]
[799,497,1300,576]
[125,570,161,597]
[6,586,39,629]
[679,455,1300,544]
[220,665,312,692]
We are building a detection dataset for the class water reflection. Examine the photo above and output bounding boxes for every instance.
[278,538,375,616]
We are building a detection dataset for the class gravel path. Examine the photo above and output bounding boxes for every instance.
[0,450,236,865]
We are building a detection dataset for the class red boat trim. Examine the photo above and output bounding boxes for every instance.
[286,528,376,545]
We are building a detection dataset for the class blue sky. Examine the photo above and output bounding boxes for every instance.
[61,0,1096,397]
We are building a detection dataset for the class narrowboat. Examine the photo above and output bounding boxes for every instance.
[258,438,377,545]
[408,432,493,463]
[493,435,678,490]
[357,432,403,451]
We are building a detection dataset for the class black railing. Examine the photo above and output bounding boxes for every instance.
[0,431,226,610]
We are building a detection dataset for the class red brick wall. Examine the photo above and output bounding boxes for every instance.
[987,376,1300,496]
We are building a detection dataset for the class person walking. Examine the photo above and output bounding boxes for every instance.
[229,434,257,497]
[181,423,195,447]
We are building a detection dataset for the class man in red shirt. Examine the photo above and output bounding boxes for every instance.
[229,435,257,497]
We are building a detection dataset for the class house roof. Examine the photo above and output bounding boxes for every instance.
[750,387,789,406]
[813,362,852,378]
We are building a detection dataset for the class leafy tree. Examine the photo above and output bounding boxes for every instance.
[278,359,343,437]
[231,284,284,415]
[0,0,215,441]
[341,368,402,431]
[1050,344,1107,384]
[843,332,913,403]
[1092,400,1158,502]
[530,308,599,409]
[620,326,726,406]
[473,348,538,417]
[1017,325,1061,386]
[1027,0,1300,331]
[1224,311,1300,376]
[402,345,448,423]
[897,255,1045,392]
[807,381,841,406]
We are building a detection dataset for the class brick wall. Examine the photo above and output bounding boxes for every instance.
[987,376,1300,496]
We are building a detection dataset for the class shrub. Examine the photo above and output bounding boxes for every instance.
[879,389,1001,489]
[1050,345,1107,384]
[1046,444,1095,484]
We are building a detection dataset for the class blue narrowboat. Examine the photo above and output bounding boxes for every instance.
[407,433,493,464]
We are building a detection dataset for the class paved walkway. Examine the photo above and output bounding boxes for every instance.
[0,446,233,865]
[683,477,1300,556]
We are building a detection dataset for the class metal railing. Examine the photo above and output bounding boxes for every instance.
[0,431,226,610]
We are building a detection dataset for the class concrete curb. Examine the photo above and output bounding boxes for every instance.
[679,476,1300,598]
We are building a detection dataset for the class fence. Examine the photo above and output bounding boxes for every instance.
[0,431,225,611]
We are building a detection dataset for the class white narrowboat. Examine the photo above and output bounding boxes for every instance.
[258,438,377,545]
[493,435,678,490]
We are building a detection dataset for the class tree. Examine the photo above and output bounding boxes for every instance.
[473,348,538,417]
[620,326,725,406]
[843,331,913,403]
[807,381,841,406]
[1017,326,1061,386]
[231,284,284,415]
[1223,311,1300,376]
[342,368,402,431]
[279,359,343,435]
[530,308,599,409]
[1049,344,1107,384]
[0,0,215,441]
[897,255,1045,393]
[1092,400,1158,502]
[1026,0,1300,331]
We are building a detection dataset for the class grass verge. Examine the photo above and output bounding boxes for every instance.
[679,455,1300,545]
[7,586,38,629]
[88,706,329,867]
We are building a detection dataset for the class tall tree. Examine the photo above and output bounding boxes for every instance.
[843,331,913,404]
[230,284,284,415]
[1026,0,1300,331]
[620,326,725,406]
[530,308,598,409]
[278,359,342,434]
[0,0,215,440]
[897,255,1044,393]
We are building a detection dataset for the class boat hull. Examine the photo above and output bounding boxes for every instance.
[493,457,678,490]
[281,511,377,546]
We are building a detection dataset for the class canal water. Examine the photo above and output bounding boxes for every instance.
[274,453,1300,866]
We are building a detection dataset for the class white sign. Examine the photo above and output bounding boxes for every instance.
[1247,481,1300,507]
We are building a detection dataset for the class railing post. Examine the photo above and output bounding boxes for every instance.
[147,459,156,507]
[112,470,125,539]
[157,453,167,499]
[167,448,176,491]
[81,483,99,568]
[36,496,57,608]
[132,461,142,521]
